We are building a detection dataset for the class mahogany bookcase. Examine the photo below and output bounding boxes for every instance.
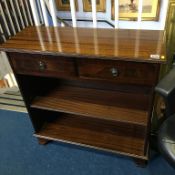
[0,26,166,165]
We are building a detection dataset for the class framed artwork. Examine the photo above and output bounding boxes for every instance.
[83,0,106,12]
[111,0,160,21]
[56,0,78,11]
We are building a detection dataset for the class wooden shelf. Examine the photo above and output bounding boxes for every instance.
[34,114,147,159]
[31,86,149,126]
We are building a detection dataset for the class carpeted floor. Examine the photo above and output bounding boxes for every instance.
[0,109,175,175]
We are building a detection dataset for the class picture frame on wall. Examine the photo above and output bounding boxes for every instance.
[83,0,106,12]
[56,0,78,11]
[111,0,160,21]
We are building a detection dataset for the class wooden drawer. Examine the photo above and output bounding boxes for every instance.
[78,59,159,86]
[9,53,76,78]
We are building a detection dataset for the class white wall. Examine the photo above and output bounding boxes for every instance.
[57,0,169,30]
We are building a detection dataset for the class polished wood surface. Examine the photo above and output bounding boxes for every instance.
[0,26,166,63]
[8,52,160,86]
[9,52,76,78]
[31,85,149,126]
[1,26,165,165]
[34,113,146,158]
[78,59,159,85]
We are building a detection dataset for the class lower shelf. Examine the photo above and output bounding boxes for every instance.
[34,113,147,159]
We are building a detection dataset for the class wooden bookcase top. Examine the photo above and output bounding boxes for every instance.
[0,26,166,63]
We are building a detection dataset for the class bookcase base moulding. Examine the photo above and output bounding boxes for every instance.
[0,26,166,166]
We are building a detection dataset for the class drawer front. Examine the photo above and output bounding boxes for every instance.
[78,59,159,86]
[9,53,76,77]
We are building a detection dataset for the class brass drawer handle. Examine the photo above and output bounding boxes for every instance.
[38,61,47,71]
[110,68,118,77]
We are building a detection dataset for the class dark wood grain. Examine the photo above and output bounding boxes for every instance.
[1,26,165,164]
[31,85,149,126]
[34,113,147,159]
[0,26,166,63]
[41,85,151,111]
[9,52,76,78]
[78,59,159,85]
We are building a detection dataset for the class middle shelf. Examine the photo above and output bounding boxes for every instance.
[31,85,150,126]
